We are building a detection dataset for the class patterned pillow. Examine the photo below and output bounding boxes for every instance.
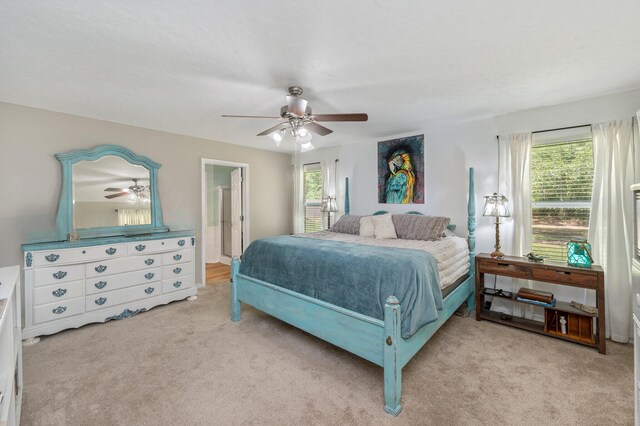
[392,214,451,241]
[372,213,398,239]
[329,215,362,235]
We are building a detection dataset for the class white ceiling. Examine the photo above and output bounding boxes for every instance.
[1,1,640,153]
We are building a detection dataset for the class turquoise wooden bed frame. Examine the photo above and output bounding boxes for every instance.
[231,168,476,416]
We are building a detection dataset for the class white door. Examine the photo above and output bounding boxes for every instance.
[230,168,243,258]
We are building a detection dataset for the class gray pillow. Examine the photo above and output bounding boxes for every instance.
[330,215,362,235]
[391,214,451,241]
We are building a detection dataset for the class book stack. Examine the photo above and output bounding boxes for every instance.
[516,287,556,307]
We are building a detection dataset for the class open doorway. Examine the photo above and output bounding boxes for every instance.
[201,159,249,286]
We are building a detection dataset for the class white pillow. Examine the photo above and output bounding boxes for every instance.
[372,213,398,239]
[359,216,375,237]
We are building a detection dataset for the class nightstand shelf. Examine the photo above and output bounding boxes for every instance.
[475,253,605,354]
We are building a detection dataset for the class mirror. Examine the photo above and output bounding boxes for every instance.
[72,156,151,229]
[55,145,167,240]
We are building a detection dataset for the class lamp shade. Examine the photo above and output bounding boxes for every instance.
[321,197,338,213]
[483,193,510,217]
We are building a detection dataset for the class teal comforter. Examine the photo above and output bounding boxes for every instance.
[239,235,443,338]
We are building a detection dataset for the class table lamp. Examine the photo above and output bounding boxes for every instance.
[483,193,510,258]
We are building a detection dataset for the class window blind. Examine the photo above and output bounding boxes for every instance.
[303,163,323,233]
[530,134,594,261]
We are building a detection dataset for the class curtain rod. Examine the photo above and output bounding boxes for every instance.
[496,123,591,141]
[531,124,591,134]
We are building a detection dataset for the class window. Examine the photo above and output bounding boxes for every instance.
[303,163,323,233]
[530,128,594,261]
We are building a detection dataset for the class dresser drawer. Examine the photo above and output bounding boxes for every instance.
[33,279,85,306]
[86,267,162,294]
[34,264,85,286]
[478,261,530,279]
[162,249,192,266]
[163,262,193,279]
[33,297,84,324]
[27,244,126,267]
[86,254,162,278]
[127,237,192,255]
[86,281,162,312]
[531,268,598,288]
[163,275,195,293]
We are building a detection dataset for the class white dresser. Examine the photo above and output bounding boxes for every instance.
[0,266,22,426]
[22,233,196,341]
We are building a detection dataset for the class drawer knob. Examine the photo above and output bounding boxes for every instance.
[173,254,182,261]
[95,281,107,289]
[135,244,146,252]
[95,265,107,273]
[45,253,60,262]
[178,239,186,247]
[144,287,155,295]
[53,271,67,280]
[95,297,107,306]
[52,288,67,297]
[173,281,182,288]
[145,272,155,280]
[173,267,182,274]
[105,247,117,255]
[52,306,67,314]
[145,258,155,265]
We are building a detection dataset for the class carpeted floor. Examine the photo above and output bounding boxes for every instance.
[21,283,633,425]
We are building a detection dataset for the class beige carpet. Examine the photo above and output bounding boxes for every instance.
[22,283,633,425]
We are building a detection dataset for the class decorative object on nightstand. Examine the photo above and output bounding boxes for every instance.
[321,196,338,229]
[483,193,510,258]
[567,239,593,268]
[525,252,545,263]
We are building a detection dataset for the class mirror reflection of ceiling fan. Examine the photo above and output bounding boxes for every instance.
[104,178,150,201]
[222,86,368,150]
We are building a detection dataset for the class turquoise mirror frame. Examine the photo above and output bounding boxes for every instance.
[55,144,167,240]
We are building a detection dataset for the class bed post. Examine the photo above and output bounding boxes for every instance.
[383,296,402,416]
[466,167,476,310]
[231,257,241,322]
[344,177,350,215]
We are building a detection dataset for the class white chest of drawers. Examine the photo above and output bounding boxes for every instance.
[22,233,197,341]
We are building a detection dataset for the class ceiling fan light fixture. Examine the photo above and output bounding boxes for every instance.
[295,130,312,144]
[300,141,314,152]
[297,127,308,137]
[271,130,283,144]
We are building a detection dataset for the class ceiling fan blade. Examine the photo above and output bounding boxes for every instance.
[104,192,129,199]
[104,187,127,192]
[222,114,280,119]
[306,122,333,136]
[257,122,288,136]
[312,113,368,122]
[286,96,308,117]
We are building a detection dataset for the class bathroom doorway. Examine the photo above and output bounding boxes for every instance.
[201,159,249,286]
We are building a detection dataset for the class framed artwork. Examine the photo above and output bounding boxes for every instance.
[378,134,424,204]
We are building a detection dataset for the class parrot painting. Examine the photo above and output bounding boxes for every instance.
[385,150,415,204]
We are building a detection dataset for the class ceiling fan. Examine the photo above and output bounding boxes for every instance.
[222,86,368,148]
[104,178,149,200]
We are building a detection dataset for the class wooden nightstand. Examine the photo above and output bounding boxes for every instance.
[475,253,606,354]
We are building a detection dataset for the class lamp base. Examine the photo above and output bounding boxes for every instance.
[490,249,505,259]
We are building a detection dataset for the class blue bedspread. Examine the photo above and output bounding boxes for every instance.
[238,235,443,338]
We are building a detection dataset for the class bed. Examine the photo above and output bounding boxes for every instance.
[230,168,476,416]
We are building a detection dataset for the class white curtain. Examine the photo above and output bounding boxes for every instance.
[117,209,151,226]
[589,118,637,343]
[292,164,304,234]
[499,132,533,258]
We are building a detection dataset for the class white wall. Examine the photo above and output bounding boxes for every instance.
[0,102,293,284]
